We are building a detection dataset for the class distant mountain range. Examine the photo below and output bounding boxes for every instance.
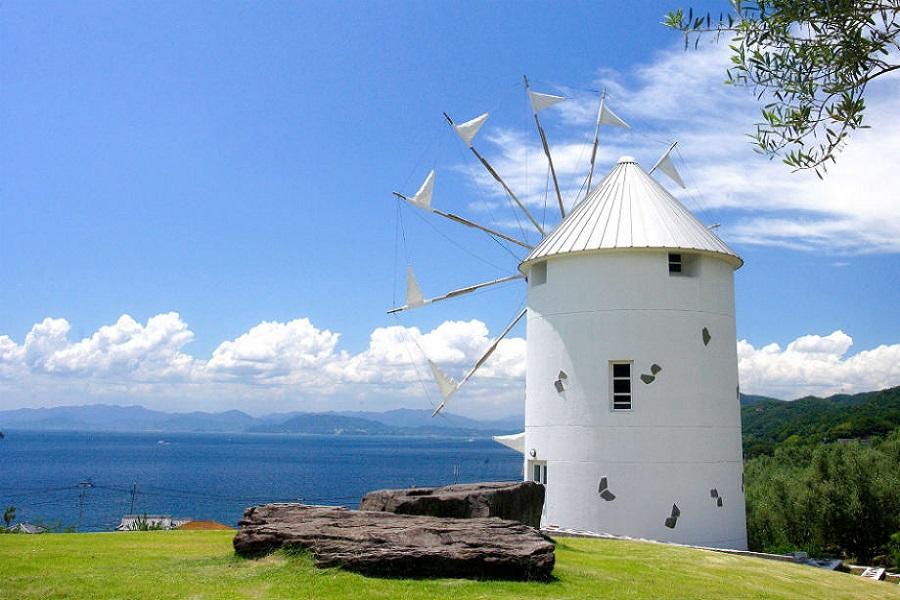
[0,404,524,437]
[5,388,895,440]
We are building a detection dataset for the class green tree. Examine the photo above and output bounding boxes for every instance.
[664,1,900,175]
[127,514,164,532]
[887,532,900,569]
[744,434,900,561]
[3,506,15,528]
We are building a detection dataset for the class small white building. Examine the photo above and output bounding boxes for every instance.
[116,514,190,531]
[514,156,747,549]
[6,523,47,534]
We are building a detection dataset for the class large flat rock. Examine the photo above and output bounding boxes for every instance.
[360,481,545,528]
[234,503,554,581]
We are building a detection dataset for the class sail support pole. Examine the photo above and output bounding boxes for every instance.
[586,90,607,193]
[388,274,524,314]
[393,191,533,249]
[433,208,533,249]
[443,113,545,237]
[524,75,566,219]
[432,307,528,416]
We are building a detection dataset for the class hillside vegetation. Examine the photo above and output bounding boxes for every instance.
[742,386,900,458]
[741,387,900,565]
[1,531,897,600]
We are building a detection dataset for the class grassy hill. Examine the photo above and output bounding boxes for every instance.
[1,531,897,599]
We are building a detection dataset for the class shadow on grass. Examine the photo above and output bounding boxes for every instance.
[236,546,558,583]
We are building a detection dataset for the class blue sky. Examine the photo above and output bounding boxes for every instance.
[1,2,898,416]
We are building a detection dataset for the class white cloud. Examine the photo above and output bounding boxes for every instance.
[42,313,194,379]
[464,41,900,253]
[738,330,900,398]
[206,318,340,383]
[1,314,896,413]
[0,313,527,415]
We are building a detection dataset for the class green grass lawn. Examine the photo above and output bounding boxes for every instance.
[1,531,897,599]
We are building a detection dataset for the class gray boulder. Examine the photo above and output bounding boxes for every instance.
[360,481,544,528]
[234,503,554,581]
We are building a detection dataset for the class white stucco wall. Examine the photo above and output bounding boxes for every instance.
[524,249,747,549]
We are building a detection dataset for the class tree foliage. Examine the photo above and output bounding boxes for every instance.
[745,432,900,564]
[664,1,900,175]
[2,506,15,529]
[741,386,900,457]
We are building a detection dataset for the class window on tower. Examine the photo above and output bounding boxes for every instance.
[668,252,696,276]
[529,261,547,286]
[610,361,633,411]
[529,460,547,485]
[668,253,683,274]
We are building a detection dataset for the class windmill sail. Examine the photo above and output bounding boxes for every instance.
[453,112,489,147]
[597,102,629,129]
[405,265,425,308]
[649,143,686,188]
[528,91,566,113]
[388,274,524,314]
[408,170,435,209]
[444,112,544,236]
[428,360,458,402]
[524,76,566,218]
[432,307,526,416]
[587,94,630,193]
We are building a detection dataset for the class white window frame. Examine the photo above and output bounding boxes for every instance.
[609,360,633,411]
[528,460,547,485]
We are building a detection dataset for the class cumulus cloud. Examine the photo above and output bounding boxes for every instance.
[207,319,340,383]
[42,313,195,379]
[0,313,527,414]
[1,314,897,413]
[464,41,900,253]
[738,330,900,399]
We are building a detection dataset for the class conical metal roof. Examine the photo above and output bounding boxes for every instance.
[521,156,742,269]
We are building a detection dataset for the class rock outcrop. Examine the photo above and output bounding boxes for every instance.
[234,503,554,581]
[359,481,545,528]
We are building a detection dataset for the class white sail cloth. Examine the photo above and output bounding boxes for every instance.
[528,91,565,113]
[453,113,489,147]
[597,102,629,129]
[407,170,435,210]
[651,146,686,189]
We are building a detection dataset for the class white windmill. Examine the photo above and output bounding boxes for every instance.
[389,77,747,550]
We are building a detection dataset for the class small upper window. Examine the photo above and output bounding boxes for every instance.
[668,253,683,274]
[529,262,547,287]
[610,361,632,411]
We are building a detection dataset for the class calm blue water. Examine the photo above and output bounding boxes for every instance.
[0,431,523,531]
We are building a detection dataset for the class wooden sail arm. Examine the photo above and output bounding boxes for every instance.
[432,307,527,417]
[524,75,566,219]
[391,193,532,250]
[435,209,533,249]
[443,112,545,237]
[387,274,524,314]
[586,91,606,193]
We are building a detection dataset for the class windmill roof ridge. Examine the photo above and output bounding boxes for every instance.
[521,159,742,269]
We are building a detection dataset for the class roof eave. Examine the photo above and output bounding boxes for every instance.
[519,246,743,275]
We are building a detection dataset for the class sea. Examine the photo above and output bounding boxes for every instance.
[0,431,523,531]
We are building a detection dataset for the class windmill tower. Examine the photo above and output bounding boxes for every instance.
[391,82,747,549]
[516,156,747,549]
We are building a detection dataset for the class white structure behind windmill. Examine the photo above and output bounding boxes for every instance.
[390,80,747,549]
